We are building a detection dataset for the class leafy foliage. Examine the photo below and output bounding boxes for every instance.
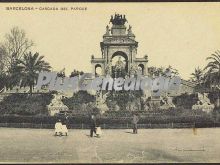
[62,91,95,111]
[204,50,220,88]
[106,90,143,111]
[0,93,53,115]
[148,65,179,77]
[191,67,204,84]
[70,69,84,77]
[3,27,34,62]
[0,73,7,90]
[18,52,51,94]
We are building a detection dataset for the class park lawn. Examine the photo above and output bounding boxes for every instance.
[0,128,219,163]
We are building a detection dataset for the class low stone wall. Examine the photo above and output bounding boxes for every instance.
[0,110,219,129]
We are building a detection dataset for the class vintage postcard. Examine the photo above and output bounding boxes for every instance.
[0,2,220,164]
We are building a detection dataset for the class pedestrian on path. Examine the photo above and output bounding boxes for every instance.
[132,113,139,134]
[90,114,96,137]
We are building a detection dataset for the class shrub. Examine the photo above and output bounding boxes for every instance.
[0,93,53,115]
[62,91,95,111]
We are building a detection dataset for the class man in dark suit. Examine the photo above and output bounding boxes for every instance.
[63,112,69,128]
[132,113,139,134]
[90,114,96,137]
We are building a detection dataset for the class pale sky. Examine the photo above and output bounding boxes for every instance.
[0,2,220,79]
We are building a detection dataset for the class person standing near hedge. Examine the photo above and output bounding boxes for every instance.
[132,113,139,134]
[63,112,69,128]
[55,119,63,136]
[90,114,96,137]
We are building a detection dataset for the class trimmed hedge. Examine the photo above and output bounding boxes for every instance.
[0,111,217,125]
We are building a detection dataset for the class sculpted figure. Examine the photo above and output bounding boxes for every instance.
[49,94,64,107]
[192,92,214,113]
[105,25,110,35]
[127,25,133,35]
[110,14,127,25]
[115,57,125,70]
[160,94,175,109]
[203,93,211,105]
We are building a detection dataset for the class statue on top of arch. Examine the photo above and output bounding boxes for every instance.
[127,25,134,36]
[105,25,110,36]
[110,14,127,26]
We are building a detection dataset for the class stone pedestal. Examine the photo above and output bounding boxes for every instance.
[148,96,161,110]
[111,25,126,35]
[160,96,175,110]
[47,94,69,116]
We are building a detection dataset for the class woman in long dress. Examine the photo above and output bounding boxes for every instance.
[55,119,63,136]
[95,117,102,138]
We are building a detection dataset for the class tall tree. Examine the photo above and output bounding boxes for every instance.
[0,45,7,73]
[204,50,220,87]
[3,27,34,66]
[18,52,51,94]
[0,27,34,88]
[191,67,203,84]
[148,65,179,77]
[0,46,6,90]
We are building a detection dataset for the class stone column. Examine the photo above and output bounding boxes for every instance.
[102,64,105,76]
[92,64,95,76]
[144,63,147,76]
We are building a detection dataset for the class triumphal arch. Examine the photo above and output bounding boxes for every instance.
[91,14,148,78]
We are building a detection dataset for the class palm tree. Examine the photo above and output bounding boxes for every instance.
[18,52,51,94]
[204,50,220,87]
[204,50,220,108]
[191,67,203,85]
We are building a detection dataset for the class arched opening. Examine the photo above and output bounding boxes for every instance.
[95,64,102,76]
[138,64,144,75]
[111,51,128,78]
